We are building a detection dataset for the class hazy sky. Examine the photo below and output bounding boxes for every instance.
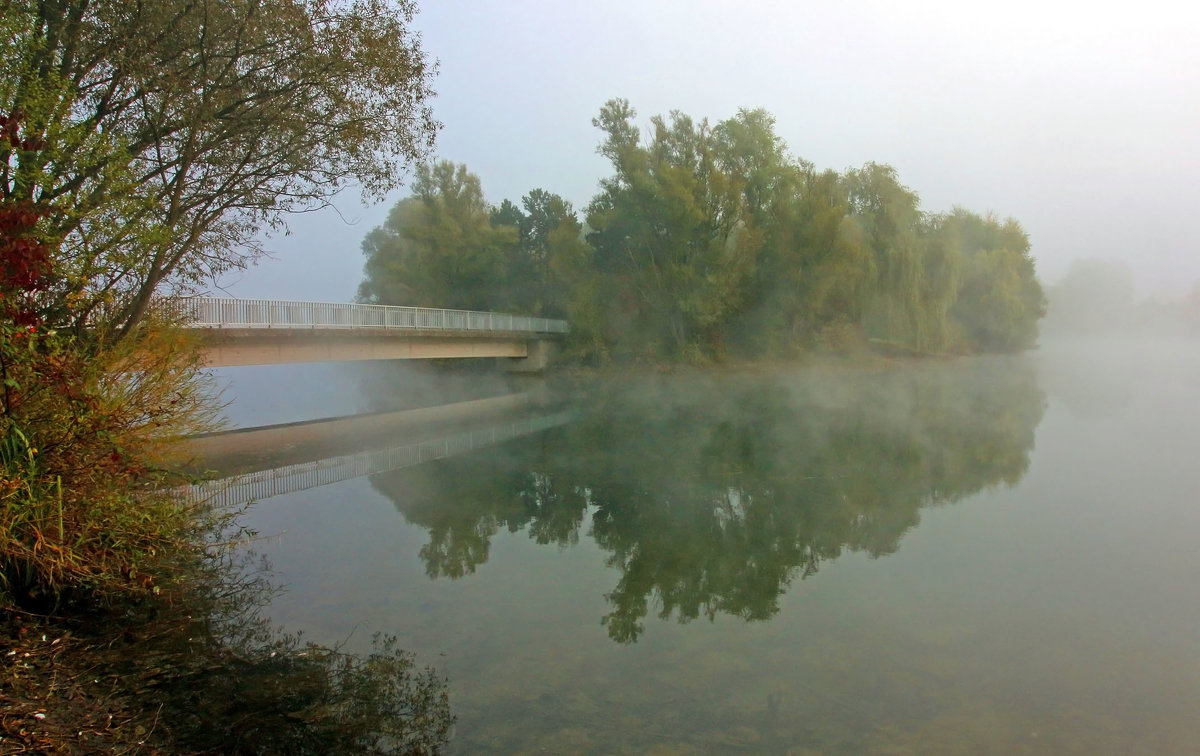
[218,0,1199,302]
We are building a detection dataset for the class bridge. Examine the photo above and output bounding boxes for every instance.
[180,297,568,368]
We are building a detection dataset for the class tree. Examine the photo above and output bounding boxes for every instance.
[913,213,964,352]
[709,108,802,355]
[350,98,1048,363]
[0,174,216,606]
[586,100,760,358]
[943,209,1046,351]
[358,161,515,311]
[359,162,588,318]
[843,163,928,347]
[487,188,583,317]
[738,163,869,354]
[1,0,438,340]
[518,189,586,317]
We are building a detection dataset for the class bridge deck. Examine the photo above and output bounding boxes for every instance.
[180,298,566,367]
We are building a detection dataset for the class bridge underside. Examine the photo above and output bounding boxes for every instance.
[199,328,537,367]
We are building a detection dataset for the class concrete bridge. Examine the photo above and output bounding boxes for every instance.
[181,297,567,369]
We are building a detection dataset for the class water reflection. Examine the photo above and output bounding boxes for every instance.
[369,358,1045,642]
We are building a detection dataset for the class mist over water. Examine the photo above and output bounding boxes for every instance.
[208,360,527,429]
[213,341,1200,752]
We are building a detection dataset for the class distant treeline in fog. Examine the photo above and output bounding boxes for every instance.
[358,100,1046,362]
[1042,257,1200,339]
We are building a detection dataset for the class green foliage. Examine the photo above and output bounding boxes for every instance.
[359,162,514,311]
[0,194,216,608]
[486,186,587,319]
[358,160,599,340]
[586,101,761,358]
[1,0,437,341]
[942,209,1046,351]
[357,101,1048,363]
[508,188,585,318]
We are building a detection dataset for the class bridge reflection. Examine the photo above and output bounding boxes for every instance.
[183,404,573,508]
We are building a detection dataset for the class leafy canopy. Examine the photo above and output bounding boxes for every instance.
[1,0,438,340]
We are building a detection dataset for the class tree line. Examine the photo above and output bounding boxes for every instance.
[360,100,1046,362]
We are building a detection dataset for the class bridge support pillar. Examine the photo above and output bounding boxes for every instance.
[503,340,557,373]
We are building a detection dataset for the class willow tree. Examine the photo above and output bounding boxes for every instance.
[1,0,438,340]
[943,209,1045,351]
[915,214,965,352]
[842,163,930,347]
[768,165,870,351]
[708,108,802,355]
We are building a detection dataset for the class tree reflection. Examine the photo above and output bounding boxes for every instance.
[371,359,1044,642]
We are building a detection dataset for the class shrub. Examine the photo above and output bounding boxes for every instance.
[0,198,217,608]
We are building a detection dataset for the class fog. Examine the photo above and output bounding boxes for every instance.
[215,347,1200,750]
[1041,257,1200,342]
[215,0,1200,304]
[190,10,1200,743]
[210,360,528,429]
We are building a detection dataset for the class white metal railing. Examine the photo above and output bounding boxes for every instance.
[177,297,568,334]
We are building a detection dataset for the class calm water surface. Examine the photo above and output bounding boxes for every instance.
[225,344,1200,753]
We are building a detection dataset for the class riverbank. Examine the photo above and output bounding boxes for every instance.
[2,609,177,753]
[2,562,454,754]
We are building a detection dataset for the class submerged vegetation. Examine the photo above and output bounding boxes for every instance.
[2,538,454,753]
[360,100,1046,363]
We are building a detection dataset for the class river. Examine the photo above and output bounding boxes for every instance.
[206,341,1200,753]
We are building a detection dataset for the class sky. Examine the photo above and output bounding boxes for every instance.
[217,0,1200,302]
